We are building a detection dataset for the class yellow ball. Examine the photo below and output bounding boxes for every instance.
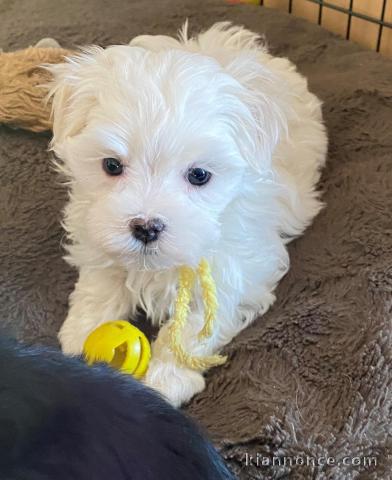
[83,321,151,380]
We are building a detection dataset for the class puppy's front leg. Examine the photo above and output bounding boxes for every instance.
[59,267,132,355]
[144,296,246,407]
[144,313,206,407]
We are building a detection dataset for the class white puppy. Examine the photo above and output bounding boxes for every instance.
[48,23,327,407]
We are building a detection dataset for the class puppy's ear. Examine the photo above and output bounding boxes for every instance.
[46,49,101,154]
[192,23,290,172]
[225,55,289,173]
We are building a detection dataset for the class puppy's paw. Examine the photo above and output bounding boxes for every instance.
[58,329,85,356]
[144,359,205,407]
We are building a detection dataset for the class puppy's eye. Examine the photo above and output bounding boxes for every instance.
[103,157,123,176]
[187,168,212,186]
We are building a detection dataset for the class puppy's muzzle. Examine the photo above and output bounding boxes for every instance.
[130,217,165,244]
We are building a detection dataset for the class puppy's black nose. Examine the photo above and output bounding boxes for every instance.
[130,218,165,244]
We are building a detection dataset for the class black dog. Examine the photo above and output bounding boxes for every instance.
[0,338,234,480]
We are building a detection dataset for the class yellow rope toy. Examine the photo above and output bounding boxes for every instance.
[83,258,226,378]
[168,258,227,371]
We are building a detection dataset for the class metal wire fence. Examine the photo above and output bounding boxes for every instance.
[261,0,392,56]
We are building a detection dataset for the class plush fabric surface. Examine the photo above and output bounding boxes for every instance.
[0,46,72,132]
[0,1,391,478]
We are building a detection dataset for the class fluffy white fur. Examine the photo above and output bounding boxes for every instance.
[48,23,327,407]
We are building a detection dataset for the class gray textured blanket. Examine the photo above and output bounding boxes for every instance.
[0,1,391,478]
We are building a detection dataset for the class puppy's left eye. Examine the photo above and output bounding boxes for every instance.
[187,168,212,186]
[103,157,123,176]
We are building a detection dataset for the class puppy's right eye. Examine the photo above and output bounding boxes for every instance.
[103,158,123,176]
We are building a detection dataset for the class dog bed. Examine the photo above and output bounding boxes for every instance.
[0,0,391,478]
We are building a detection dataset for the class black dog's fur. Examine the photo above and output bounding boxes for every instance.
[0,338,234,480]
